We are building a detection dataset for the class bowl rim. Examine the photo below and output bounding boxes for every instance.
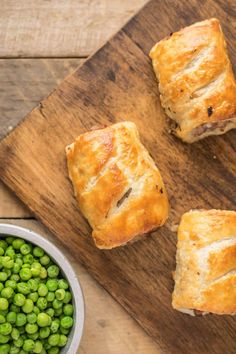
[0,223,85,354]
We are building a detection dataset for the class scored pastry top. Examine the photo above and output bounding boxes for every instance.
[150,18,236,142]
[66,121,169,249]
[172,209,236,315]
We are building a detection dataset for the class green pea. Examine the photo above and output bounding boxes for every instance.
[46,308,54,318]
[5,280,17,290]
[0,314,5,324]
[0,298,9,310]
[12,239,25,250]
[63,304,73,316]
[39,255,50,266]
[16,283,30,295]
[20,268,32,281]
[60,327,69,335]
[1,287,14,299]
[33,306,40,316]
[22,299,34,314]
[23,254,34,265]
[0,283,4,292]
[63,291,72,304]
[25,323,38,334]
[6,312,17,324]
[32,340,42,353]
[0,241,7,250]
[13,294,26,307]
[27,312,37,324]
[39,326,50,339]
[54,308,62,317]
[20,244,32,256]
[23,339,34,352]
[55,289,65,301]
[39,267,47,279]
[11,328,20,340]
[15,259,23,267]
[0,272,8,282]
[37,313,51,327]
[50,320,59,334]
[12,264,21,274]
[0,322,12,335]
[30,263,41,277]
[10,275,20,282]
[9,345,20,354]
[13,336,24,348]
[52,299,63,310]
[2,257,14,269]
[33,247,44,258]
[28,279,39,292]
[58,334,67,347]
[4,269,11,278]
[5,247,15,259]
[6,237,14,245]
[46,292,55,302]
[15,313,27,327]
[38,284,48,297]
[0,248,4,256]
[46,279,58,292]
[60,316,73,329]
[48,333,60,346]
[47,265,59,279]
[37,298,47,311]
[0,344,10,354]
[0,333,10,344]
[58,279,69,290]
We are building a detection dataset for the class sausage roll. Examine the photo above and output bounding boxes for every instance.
[66,121,169,249]
[150,18,236,143]
[172,209,236,315]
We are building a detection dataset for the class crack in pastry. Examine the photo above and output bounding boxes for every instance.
[172,209,236,315]
[66,121,169,249]
[150,18,236,143]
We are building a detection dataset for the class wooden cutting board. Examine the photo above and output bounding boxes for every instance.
[1,0,236,352]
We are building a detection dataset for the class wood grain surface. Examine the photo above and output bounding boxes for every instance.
[0,0,147,57]
[1,0,236,353]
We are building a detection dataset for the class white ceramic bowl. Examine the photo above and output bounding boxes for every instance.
[0,223,85,354]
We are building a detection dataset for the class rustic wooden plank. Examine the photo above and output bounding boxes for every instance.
[1,0,236,353]
[0,181,31,218]
[0,219,159,354]
[0,0,147,58]
[0,59,81,139]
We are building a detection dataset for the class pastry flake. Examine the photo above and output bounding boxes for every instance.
[172,209,236,315]
[150,18,236,143]
[66,121,169,249]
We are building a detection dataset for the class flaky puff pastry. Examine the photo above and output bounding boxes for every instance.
[172,209,236,315]
[66,121,169,249]
[150,18,236,143]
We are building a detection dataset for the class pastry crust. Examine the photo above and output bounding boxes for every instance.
[150,18,236,143]
[172,209,236,315]
[66,121,169,249]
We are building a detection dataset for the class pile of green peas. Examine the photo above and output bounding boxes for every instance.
[0,236,74,354]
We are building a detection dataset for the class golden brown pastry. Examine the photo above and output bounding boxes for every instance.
[172,209,236,315]
[66,121,169,249]
[150,18,236,143]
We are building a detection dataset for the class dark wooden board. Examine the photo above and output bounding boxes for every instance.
[1,1,236,352]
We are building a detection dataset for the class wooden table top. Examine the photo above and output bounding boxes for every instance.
[0,1,160,353]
